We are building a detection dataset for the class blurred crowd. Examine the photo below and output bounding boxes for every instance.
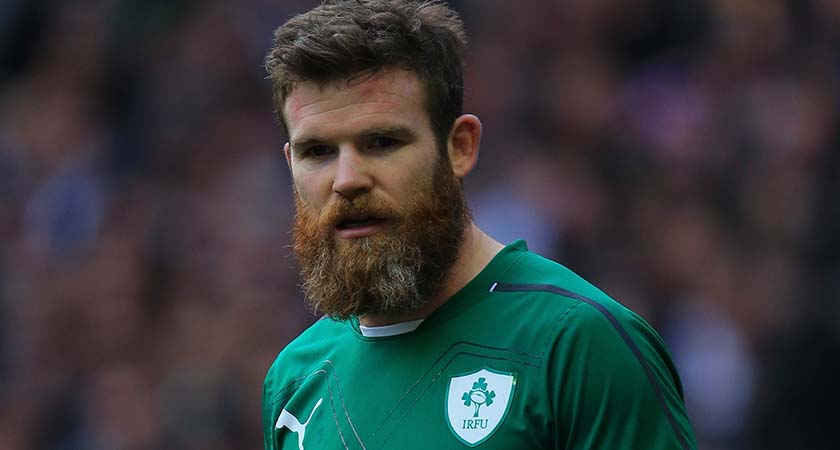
[0,0,838,449]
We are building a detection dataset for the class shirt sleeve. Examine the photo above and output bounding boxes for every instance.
[548,300,697,450]
[262,375,276,450]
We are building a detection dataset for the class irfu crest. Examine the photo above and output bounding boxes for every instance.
[461,377,496,417]
[446,368,516,447]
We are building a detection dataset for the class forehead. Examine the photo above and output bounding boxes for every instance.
[283,70,431,140]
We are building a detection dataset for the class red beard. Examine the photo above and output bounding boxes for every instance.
[292,155,469,319]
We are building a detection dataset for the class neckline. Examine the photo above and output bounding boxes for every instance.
[359,319,425,337]
[349,240,528,339]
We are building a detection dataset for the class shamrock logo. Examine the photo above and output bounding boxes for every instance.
[461,377,496,417]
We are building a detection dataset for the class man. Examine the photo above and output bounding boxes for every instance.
[263,1,696,449]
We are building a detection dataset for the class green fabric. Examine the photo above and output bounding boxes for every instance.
[263,240,696,449]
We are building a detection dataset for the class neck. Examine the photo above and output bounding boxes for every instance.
[359,223,504,327]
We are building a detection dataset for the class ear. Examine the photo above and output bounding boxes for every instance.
[283,141,293,171]
[446,114,482,178]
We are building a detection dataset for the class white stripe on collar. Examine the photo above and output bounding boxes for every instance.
[359,319,424,337]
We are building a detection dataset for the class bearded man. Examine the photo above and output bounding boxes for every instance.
[263,1,696,449]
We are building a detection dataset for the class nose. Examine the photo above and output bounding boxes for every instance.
[332,148,373,199]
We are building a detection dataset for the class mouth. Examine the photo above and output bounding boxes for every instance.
[334,216,390,239]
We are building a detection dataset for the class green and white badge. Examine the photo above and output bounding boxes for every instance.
[445,368,516,447]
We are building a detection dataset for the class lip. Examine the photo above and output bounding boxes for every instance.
[335,220,390,239]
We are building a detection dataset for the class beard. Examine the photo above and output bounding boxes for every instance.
[292,155,470,320]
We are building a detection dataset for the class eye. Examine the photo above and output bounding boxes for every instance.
[300,145,334,159]
[368,136,400,151]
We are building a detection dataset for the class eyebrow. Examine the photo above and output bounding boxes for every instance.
[290,125,419,150]
[359,125,418,141]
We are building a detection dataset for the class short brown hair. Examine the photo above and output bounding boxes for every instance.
[265,0,468,144]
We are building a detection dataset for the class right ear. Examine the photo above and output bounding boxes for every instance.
[284,141,292,171]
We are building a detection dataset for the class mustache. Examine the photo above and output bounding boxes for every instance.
[321,195,400,228]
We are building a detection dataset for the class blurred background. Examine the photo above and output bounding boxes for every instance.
[0,0,838,449]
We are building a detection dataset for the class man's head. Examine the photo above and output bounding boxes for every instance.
[265,0,468,147]
[267,1,481,321]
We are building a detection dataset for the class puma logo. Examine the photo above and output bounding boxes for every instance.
[275,398,323,450]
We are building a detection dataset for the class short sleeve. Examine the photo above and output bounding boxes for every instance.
[548,301,697,450]
[262,372,276,450]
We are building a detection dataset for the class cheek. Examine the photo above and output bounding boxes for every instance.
[293,184,325,226]
[395,157,438,193]
[293,170,329,206]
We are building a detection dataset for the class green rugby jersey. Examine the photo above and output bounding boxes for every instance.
[263,241,696,449]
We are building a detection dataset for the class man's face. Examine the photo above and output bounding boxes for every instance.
[283,69,468,319]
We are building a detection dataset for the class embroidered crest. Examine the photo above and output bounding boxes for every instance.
[445,368,516,446]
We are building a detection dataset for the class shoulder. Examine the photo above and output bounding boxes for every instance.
[490,249,631,325]
[263,316,348,397]
[494,250,694,447]
[489,248,668,362]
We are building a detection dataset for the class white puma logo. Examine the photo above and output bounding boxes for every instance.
[275,398,323,450]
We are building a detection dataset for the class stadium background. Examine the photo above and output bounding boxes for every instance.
[1,0,838,449]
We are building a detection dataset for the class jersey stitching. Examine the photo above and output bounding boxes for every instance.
[491,283,691,450]
[324,370,351,450]
[377,348,533,449]
[274,380,303,406]
[324,360,367,449]
[416,251,530,336]
[271,364,368,450]
[540,301,584,360]
[371,341,540,440]
[496,252,529,286]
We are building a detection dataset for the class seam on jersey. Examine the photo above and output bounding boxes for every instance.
[492,283,691,450]
[372,340,541,439]
[377,347,537,449]
[273,379,303,406]
[273,363,322,404]
[410,251,531,336]
[495,251,529,286]
[539,301,584,360]
[452,249,529,316]
[271,364,368,450]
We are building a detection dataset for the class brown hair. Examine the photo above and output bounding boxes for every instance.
[265,0,468,145]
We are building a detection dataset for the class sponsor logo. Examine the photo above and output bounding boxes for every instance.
[275,398,323,450]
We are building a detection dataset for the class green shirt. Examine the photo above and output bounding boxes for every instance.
[263,241,696,449]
